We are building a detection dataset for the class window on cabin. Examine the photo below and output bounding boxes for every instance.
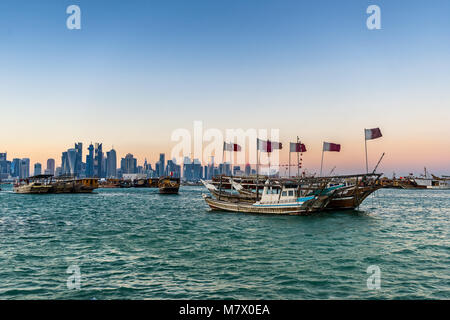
[288,190,294,197]
[282,191,287,197]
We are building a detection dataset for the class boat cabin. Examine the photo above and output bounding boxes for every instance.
[260,181,299,204]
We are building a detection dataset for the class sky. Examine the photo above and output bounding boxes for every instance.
[0,0,449,176]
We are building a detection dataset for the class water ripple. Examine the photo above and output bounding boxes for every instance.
[0,186,448,299]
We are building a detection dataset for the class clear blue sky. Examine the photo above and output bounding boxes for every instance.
[1,0,449,175]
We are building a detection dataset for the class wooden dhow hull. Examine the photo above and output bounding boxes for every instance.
[326,185,381,210]
[228,178,381,211]
[13,184,52,194]
[203,194,331,216]
[158,177,180,194]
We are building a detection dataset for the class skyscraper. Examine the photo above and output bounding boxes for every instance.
[120,153,137,174]
[61,151,69,175]
[245,163,251,176]
[19,158,30,179]
[155,162,161,177]
[159,153,165,177]
[75,142,83,176]
[182,158,202,181]
[94,143,103,178]
[0,153,10,179]
[106,148,117,178]
[11,158,20,178]
[46,159,55,176]
[34,163,42,176]
[86,143,94,177]
[67,148,77,175]
[166,159,181,178]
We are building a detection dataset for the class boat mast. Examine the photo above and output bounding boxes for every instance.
[297,136,300,177]
[364,128,369,174]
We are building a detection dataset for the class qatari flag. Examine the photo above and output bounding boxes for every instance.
[365,128,383,140]
[290,142,307,153]
[257,138,282,152]
[223,142,241,152]
[323,142,341,152]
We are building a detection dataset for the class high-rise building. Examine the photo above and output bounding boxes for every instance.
[166,159,181,178]
[143,159,156,177]
[159,153,165,177]
[106,148,117,178]
[55,167,62,177]
[46,159,55,176]
[60,143,84,177]
[67,148,77,175]
[94,143,104,178]
[61,151,69,175]
[19,158,30,179]
[86,143,94,177]
[11,158,20,178]
[120,153,137,174]
[155,161,161,177]
[245,163,251,176]
[34,163,42,176]
[75,142,83,176]
[183,158,202,181]
[219,162,231,176]
[0,153,10,179]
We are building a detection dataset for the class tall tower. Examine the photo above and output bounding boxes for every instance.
[75,142,83,177]
[159,153,165,177]
[86,143,94,177]
[94,143,103,178]
[46,159,55,176]
[106,148,117,178]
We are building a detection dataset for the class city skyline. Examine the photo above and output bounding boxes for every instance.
[1,131,447,179]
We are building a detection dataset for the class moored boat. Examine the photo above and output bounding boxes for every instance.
[158,176,180,194]
[204,174,382,211]
[13,175,98,194]
[203,180,331,215]
[13,175,53,194]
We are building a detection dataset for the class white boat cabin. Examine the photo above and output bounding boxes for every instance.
[260,181,300,204]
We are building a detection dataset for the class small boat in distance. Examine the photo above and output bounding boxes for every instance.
[13,175,53,194]
[13,175,98,194]
[414,168,450,189]
[158,176,180,194]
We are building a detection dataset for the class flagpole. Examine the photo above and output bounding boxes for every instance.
[222,143,225,176]
[230,150,232,177]
[289,148,291,178]
[320,147,324,177]
[364,129,369,174]
[256,141,259,177]
[297,136,300,177]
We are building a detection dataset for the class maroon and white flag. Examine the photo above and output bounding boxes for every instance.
[365,128,382,140]
[323,142,341,152]
[223,142,241,152]
[289,142,307,153]
[257,138,282,152]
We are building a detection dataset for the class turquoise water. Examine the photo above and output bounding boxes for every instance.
[0,185,448,299]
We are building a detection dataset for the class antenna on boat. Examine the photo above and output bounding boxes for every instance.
[297,136,300,177]
[371,152,385,174]
[329,166,336,176]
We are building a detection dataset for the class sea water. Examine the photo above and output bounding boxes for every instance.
[0,185,448,299]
